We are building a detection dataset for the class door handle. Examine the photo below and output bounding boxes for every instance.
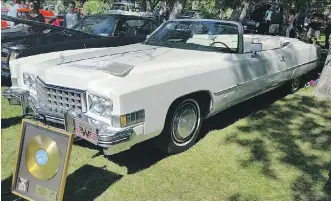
[279,56,285,62]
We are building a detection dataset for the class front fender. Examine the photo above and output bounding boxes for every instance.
[118,65,237,141]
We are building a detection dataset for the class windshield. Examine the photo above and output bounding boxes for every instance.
[144,20,239,53]
[72,16,116,36]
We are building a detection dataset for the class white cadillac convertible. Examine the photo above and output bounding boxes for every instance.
[3,19,321,155]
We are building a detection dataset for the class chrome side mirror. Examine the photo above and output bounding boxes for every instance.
[250,42,262,57]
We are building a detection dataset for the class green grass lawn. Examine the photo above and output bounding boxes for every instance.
[1,86,331,201]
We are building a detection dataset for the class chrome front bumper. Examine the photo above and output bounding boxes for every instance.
[3,87,22,105]
[3,87,143,155]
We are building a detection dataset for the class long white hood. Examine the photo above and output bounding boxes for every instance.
[13,43,231,95]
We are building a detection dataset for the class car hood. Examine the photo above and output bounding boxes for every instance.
[16,43,231,95]
[1,26,28,38]
[2,35,40,51]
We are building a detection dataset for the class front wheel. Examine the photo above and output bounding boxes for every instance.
[157,98,202,155]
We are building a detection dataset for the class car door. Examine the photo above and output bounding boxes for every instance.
[257,47,288,87]
[231,52,268,100]
[231,46,287,100]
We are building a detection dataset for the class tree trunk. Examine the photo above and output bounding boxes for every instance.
[316,52,331,100]
[181,0,187,9]
[168,0,176,12]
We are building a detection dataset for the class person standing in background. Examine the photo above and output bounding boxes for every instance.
[269,6,282,35]
[286,9,295,37]
[1,0,11,15]
[297,10,306,33]
[63,1,80,28]
[26,1,45,22]
[159,7,164,23]
[307,10,324,43]
[6,0,22,26]
[265,6,273,34]
[7,0,22,18]
[153,7,159,22]
[165,7,170,21]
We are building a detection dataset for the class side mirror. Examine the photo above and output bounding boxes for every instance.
[250,42,262,57]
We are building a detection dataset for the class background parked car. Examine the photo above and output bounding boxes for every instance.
[1,14,159,78]
[243,3,285,35]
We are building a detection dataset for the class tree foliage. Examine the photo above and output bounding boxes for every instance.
[82,0,111,15]
[147,0,161,10]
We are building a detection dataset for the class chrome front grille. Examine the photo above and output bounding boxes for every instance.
[36,78,86,116]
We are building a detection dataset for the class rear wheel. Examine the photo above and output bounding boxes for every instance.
[290,76,302,93]
[157,98,202,155]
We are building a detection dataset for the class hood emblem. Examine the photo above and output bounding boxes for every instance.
[59,54,65,63]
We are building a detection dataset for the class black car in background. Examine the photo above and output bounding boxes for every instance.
[1,14,159,77]
[243,3,285,34]
[179,10,198,19]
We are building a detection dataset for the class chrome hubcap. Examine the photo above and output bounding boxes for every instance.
[292,77,301,91]
[171,101,199,144]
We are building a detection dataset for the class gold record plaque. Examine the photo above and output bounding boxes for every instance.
[26,135,61,180]
[12,119,74,201]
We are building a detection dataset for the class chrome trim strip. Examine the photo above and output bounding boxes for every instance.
[206,82,286,119]
[214,85,237,96]
[237,58,318,87]
[207,58,318,118]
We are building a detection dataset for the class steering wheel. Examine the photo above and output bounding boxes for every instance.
[210,41,231,50]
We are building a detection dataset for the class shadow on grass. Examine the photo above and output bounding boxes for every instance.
[228,193,260,201]
[292,174,331,201]
[106,140,168,174]
[1,176,20,201]
[222,89,331,200]
[63,164,123,201]
[73,139,102,151]
[199,87,291,180]
[1,117,22,129]
[1,165,122,201]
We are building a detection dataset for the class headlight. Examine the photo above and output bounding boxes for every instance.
[23,73,37,90]
[256,22,260,27]
[87,93,113,117]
